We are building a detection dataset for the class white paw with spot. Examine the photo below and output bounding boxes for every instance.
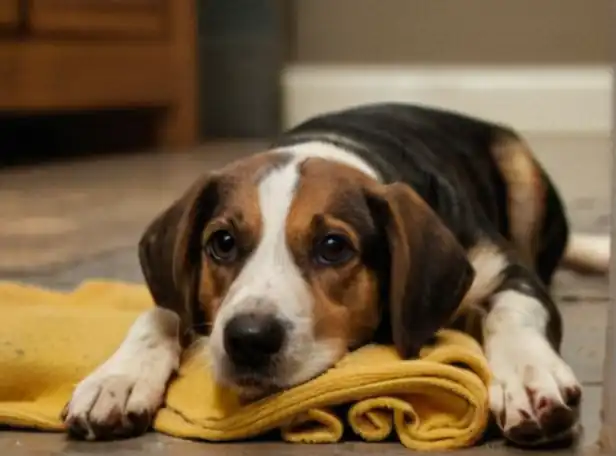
[63,344,178,440]
[486,331,582,447]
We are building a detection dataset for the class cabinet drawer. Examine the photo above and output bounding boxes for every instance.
[28,0,167,39]
[0,0,20,30]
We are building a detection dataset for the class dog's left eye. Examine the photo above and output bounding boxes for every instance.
[313,234,355,266]
[205,229,238,263]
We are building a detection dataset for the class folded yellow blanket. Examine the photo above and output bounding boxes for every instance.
[0,280,491,451]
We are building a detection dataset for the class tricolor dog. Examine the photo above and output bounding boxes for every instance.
[63,103,610,446]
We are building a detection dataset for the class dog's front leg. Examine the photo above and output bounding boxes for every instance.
[482,272,582,447]
[62,308,182,440]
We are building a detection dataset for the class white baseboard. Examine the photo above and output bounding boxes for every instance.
[282,65,612,135]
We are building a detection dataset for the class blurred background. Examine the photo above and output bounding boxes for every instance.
[1,0,611,274]
[1,0,610,151]
[0,0,612,452]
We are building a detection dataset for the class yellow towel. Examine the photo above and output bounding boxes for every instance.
[0,280,491,451]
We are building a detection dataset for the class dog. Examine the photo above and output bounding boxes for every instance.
[62,103,610,446]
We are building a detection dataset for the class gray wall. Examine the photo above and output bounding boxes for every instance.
[198,0,284,138]
[290,0,610,64]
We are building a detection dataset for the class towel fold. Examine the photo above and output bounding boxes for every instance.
[0,280,491,451]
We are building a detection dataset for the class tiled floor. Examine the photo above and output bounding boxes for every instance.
[0,136,611,455]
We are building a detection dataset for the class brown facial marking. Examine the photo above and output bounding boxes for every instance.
[283,156,474,361]
[491,134,545,267]
[285,158,383,353]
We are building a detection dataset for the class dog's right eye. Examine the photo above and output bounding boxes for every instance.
[205,229,238,263]
[313,233,356,266]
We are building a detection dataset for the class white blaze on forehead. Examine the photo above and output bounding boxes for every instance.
[257,158,300,259]
[215,156,311,321]
[282,140,380,181]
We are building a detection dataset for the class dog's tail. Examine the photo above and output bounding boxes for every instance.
[561,233,611,274]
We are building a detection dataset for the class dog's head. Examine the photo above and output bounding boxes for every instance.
[139,151,474,399]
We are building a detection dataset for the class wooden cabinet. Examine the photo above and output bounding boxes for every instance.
[0,1,197,148]
[29,0,167,38]
[0,0,20,30]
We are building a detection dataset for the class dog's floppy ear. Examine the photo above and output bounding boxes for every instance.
[138,174,221,338]
[366,182,475,359]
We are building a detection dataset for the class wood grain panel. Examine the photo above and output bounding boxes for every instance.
[0,42,176,110]
[28,0,167,39]
[0,0,197,148]
[0,0,20,30]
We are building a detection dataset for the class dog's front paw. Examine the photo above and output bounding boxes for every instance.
[62,371,165,441]
[488,336,582,447]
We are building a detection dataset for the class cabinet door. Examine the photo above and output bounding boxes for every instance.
[28,0,167,39]
[0,0,20,31]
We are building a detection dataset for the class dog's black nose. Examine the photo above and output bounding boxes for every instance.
[223,313,286,366]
